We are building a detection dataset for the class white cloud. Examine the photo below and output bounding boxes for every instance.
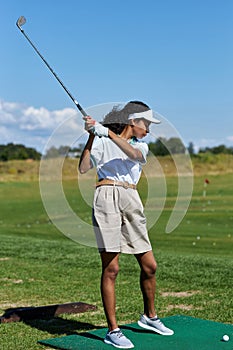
[0,98,85,152]
[21,106,78,131]
[1,98,232,154]
[0,101,18,124]
[0,126,11,143]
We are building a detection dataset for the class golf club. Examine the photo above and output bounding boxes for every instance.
[16,16,87,117]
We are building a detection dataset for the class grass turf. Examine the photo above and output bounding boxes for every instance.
[38,316,233,350]
[0,173,232,349]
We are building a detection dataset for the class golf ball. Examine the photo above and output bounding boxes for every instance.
[222,335,229,342]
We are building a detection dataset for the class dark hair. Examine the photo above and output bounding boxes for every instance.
[102,100,150,134]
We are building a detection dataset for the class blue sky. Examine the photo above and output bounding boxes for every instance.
[1,0,233,153]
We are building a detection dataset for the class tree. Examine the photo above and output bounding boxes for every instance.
[166,138,186,154]
[0,143,41,161]
[199,145,233,155]
[187,142,195,155]
[44,145,83,158]
[148,137,186,156]
[148,138,169,156]
[44,146,60,159]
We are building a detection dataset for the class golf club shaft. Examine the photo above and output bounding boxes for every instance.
[16,19,87,117]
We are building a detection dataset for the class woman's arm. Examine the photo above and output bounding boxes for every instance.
[108,129,145,163]
[85,116,145,163]
[78,133,95,174]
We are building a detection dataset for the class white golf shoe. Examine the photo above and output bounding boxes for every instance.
[138,314,174,335]
[104,328,134,348]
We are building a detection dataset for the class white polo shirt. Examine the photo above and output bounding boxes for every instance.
[90,136,148,185]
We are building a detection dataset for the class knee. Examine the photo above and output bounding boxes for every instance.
[103,263,119,280]
[143,260,157,278]
[149,261,157,276]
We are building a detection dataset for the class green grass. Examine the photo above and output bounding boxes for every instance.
[0,173,232,349]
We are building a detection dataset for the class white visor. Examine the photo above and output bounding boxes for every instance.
[128,109,161,124]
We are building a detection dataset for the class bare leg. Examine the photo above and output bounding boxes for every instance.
[100,252,120,331]
[135,251,157,318]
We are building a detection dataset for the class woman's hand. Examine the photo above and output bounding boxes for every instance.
[83,116,96,133]
[83,116,109,137]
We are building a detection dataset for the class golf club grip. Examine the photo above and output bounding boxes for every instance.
[75,102,88,117]
[20,29,87,117]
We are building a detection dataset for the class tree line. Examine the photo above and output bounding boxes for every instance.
[148,138,233,156]
[0,140,233,161]
[0,143,41,161]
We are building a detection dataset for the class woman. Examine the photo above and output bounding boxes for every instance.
[79,101,174,349]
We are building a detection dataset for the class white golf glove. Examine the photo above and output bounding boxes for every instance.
[89,122,109,137]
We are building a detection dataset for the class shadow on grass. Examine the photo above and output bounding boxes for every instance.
[24,317,102,336]
[0,303,101,336]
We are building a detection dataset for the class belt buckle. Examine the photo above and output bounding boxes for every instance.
[123,181,129,189]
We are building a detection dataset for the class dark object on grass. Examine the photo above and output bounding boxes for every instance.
[0,302,97,323]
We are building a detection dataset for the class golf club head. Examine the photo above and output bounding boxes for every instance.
[16,16,26,29]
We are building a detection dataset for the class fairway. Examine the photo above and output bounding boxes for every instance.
[0,171,232,349]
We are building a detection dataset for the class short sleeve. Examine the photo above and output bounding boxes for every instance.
[90,137,104,167]
[137,142,149,164]
[131,141,148,164]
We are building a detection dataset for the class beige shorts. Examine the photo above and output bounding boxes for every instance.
[92,186,152,254]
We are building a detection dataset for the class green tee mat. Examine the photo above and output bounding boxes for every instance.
[38,315,233,350]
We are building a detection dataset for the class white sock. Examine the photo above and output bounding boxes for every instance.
[149,315,158,320]
[109,328,120,334]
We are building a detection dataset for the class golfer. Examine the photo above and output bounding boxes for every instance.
[79,101,174,349]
